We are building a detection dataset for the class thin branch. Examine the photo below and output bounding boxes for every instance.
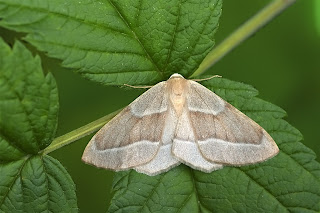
[190,0,296,78]
[41,109,121,155]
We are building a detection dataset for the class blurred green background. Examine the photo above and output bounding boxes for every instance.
[1,0,319,212]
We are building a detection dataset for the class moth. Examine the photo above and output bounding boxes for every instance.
[82,73,279,176]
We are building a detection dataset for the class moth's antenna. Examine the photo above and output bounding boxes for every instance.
[123,84,153,89]
[192,75,222,82]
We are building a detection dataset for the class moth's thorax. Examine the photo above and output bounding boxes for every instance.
[167,76,188,116]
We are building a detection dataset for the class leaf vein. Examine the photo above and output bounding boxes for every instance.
[0,158,29,209]
[281,150,320,183]
[238,168,289,212]
[137,174,165,212]
[162,0,182,74]
[40,156,50,211]
[0,132,27,156]
[26,37,149,58]
[0,71,40,151]
[107,0,162,75]
[0,1,133,37]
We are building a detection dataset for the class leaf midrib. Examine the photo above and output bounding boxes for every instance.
[137,173,165,212]
[40,156,50,211]
[0,68,39,152]
[189,169,210,212]
[162,0,182,74]
[26,38,148,58]
[108,0,163,77]
[0,157,29,210]
[186,1,221,77]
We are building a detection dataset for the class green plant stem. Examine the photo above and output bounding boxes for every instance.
[190,0,296,78]
[42,109,121,155]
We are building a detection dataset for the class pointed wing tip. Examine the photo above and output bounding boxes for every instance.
[196,130,280,166]
[81,151,123,172]
[262,129,280,159]
[265,142,280,160]
[81,148,104,169]
[81,152,94,166]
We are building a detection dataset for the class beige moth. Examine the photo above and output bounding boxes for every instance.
[82,73,279,176]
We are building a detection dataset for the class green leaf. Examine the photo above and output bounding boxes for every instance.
[108,78,320,213]
[0,155,77,213]
[0,38,78,212]
[0,38,58,155]
[0,0,222,85]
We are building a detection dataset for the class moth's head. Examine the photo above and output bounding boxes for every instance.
[169,73,184,79]
[168,73,187,96]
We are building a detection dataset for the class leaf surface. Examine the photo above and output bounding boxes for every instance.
[108,78,320,213]
[0,156,77,213]
[0,0,222,85]
[0,38,78,212]
[0,38,58,154]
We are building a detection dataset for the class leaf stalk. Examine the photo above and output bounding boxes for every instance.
[42,109,120,155]
[191,0,296,77]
